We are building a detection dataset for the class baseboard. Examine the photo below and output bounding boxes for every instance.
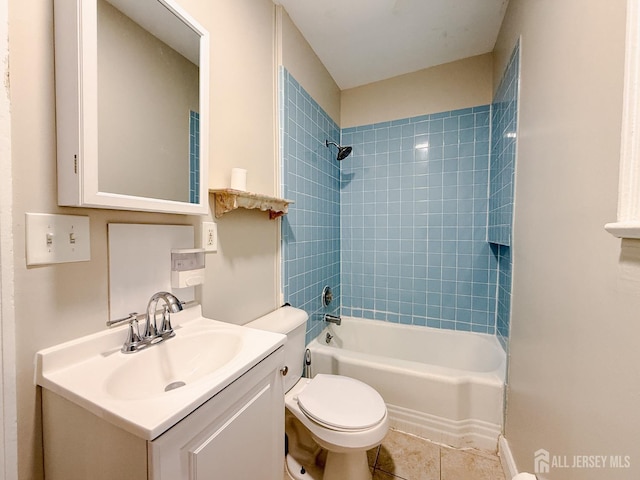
[386,403,501,452]
[498,435,518,479]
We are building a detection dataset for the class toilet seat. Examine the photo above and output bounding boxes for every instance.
[296,374,386,431]
[285,375,389,454]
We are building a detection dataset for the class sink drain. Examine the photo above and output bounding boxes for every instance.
[164,381,186,392]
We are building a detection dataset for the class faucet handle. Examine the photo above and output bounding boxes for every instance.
[121,318,143,354]
[159,305,175,339]
[142,300,159,339]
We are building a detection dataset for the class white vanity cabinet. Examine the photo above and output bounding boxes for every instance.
[149,348,284,479]
[42,347,285,480]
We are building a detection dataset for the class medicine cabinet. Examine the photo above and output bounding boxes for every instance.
[54,0,210,214]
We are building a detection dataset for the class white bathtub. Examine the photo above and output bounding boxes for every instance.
[307,317,506,451]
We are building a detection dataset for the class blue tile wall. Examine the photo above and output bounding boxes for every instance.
[189,110,200,204]
[488,42,520,246]
[280,68,341,344]
[491,40,520,349]
[340,107,498,333]
[496,244,512,349]
[281,53,520,343]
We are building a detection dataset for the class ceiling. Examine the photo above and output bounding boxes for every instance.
[275,0,509,90]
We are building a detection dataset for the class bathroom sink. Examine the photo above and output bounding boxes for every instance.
[35,305,285,440]
[104,330,243,401]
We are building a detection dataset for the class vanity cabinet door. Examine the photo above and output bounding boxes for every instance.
[149,348,285,480]
[187,380,277,478]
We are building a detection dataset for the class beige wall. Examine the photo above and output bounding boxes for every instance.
[13,1,638,479]
[279,7,341,124]
[9,0,279,478]
[197,0,279,326]
[206,0,276,195]
[340,54,493,128]
[495,1,640,477]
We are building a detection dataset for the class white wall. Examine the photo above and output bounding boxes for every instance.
[494,1,640,478]
[0,0,17,475]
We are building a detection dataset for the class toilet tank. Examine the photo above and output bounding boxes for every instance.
[244,306,308,392]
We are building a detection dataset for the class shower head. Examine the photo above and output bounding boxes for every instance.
[325,140,353,161]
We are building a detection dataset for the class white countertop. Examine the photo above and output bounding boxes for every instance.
[35,305,286,440]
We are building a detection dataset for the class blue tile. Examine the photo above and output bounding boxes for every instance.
[282,67,515,342]
[338,99,496,334]
[488,40,519,249]
[280,68,341,338]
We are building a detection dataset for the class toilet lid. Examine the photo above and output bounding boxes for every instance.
[296,374,386,431]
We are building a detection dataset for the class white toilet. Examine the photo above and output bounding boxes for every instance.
[246,306,389,480]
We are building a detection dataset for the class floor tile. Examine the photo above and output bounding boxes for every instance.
[285,428,507,480]
[374,429,440,480]
[373,469,402,480]
[440,447,506,480]
[368,445,380,468]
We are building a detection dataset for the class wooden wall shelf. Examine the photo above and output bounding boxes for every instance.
[209,189,293,219]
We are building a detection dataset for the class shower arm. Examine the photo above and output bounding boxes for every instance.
[324,139,353,161]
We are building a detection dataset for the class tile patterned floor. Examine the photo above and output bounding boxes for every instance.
[284,429,506,480]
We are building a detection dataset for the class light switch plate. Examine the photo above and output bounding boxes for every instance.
[25,213,91,266]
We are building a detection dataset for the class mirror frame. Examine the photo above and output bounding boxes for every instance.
[54,0,210,214]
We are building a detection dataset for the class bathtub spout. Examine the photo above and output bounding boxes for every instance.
[324,314,341,326]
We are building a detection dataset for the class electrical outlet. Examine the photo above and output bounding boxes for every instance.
[202,222,217,252]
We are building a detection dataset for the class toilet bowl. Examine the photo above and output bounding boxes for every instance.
[245,306,389,480]
[286,375,388,480]
[287,375,388,451]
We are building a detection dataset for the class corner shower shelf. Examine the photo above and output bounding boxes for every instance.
[209,189,293,219]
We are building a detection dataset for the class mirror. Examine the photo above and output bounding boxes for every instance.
[54,0,209,214]
[97,0,200,203]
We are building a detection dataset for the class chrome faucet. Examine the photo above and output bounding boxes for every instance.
[143,291,183,341]
[324,313,341,326]
[105,292,184,353]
